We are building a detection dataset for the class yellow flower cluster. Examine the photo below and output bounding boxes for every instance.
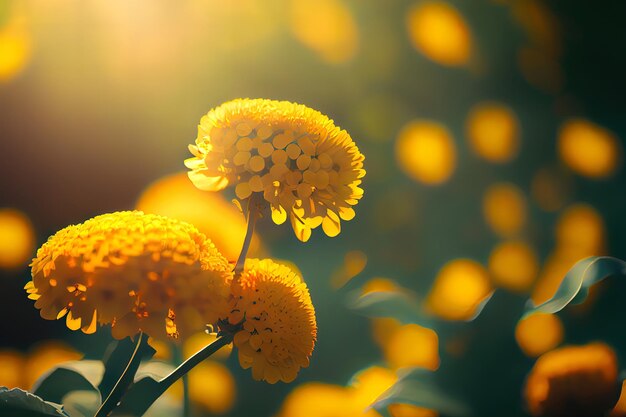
[525,343,620,417]
[227,258,317,383]
[26,211,232,340]
[185,98,365,242]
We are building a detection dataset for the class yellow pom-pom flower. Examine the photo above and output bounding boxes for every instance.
[226,258,317,383]
[525,343,620,417]
[26,211,233,340]
[185,98,366,242]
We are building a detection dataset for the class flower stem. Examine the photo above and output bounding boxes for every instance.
[160,334,233,391]
[111,334,233,417]
[234,201,257,276]
[94,332,148,417]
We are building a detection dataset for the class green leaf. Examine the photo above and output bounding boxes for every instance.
[526,256,626,316]
[98,334,155,400]
[372,370,471,417]
[109,376,163,417]
[95,333,154,417]
[347,289,432,325]
[135,361,176,382]
[61,391,101,417]
[0,387,69,417]
[32,360,104,404]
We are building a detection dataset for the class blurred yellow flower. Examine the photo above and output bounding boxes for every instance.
[277,382,369,417]
[406,1,472,66]
[383,324,439,371]
[395,120,456,185]
[465,102,520,163]
[0,14,32,82]
[558,119,621,179]
[482,182,527,237]
[26,211,232,340]
[277,366,435,417]
[182,331,232,361]
[426,259,492,320]
[371,317,403,348]
[388,404,437,417]
[289,0,359,63]
[330,250,368,289]
[515,313,564,357]
[0,208,35,270]
[227,258,316,383]
[136,171,261,262]
[362,277,400,295]
[185,98,365,242]
[532,203,605,304]
[555,203,605,258]
[0,341,82,390]
[171,360,235,414]
[351,366,436,417]
[525,343,620,417]
[25,341,82,389]
[488,240,538,292]
[0,350,24,389]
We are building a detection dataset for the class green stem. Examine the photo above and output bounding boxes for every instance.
[234,202,257,276]
[160,334,232,391]
[94,332,147,417]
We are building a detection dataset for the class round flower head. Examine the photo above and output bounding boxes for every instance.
[226,258,317,383]
[26,211,233,340]
[185,98,366,242]
[525,343,620,417]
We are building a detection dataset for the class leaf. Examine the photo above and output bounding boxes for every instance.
[99,335,155,400]
[32,360,104,404]
[372,369,471,417]
[96,333,154,417]
[134,361,175,382]
[109,376,163,417]
[347,289,433,326]
[526,256,626,316]
[0,387,69,417]
[61,391,101,417]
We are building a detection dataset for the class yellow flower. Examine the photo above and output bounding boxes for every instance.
[26,211,232,340]
[185,98,365,242]
[227,258,316,383]
[525,343,620,417]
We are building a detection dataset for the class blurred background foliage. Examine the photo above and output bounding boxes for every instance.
[0,0,625,416]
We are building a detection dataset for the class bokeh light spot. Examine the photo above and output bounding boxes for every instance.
[289,0,359,63]
[515,313,564,357]
[483,183,527,237]
[555,203,605,258]
[331,250,368,289]
[532,203,605,304]
[395,120,457,185]
[488,240,539,292]
[0,15,32,82]
[135,172,261,262]
[0,350,25,388]
[406,1,472,66]
[427,259,492,320]
[0,208,35,270]
[466,102,520,163]
[558,119,621,179]
[383,323,439,371]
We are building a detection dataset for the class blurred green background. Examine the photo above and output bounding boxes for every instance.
[0,0,625,416]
